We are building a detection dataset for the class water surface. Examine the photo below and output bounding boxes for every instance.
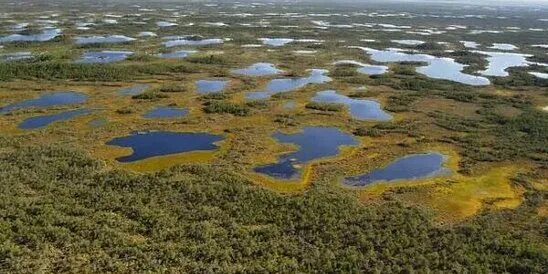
[259,38,294,46]
[344,152,449,186]
[163,37,223,47]
[488,43,518,51]
[0,28,61,43]
[106,131,224,162]
[334,60,388,75]
[254,127,358,180]
[19,109,94,129]
[353,47,490,85]
[246,69,331,100]
[529,72,548,79]
[473,51,533,77]
[75,35,135,45]
[232,62,283,76]
[76,51,133,63]
[158,50,196,59]
[311,90,392,121]
[0,52,33,62]
[0,92,87,114]
[196,80,228,94]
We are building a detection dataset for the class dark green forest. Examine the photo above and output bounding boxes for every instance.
[0,137,545,273]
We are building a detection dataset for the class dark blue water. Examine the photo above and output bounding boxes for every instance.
[344,153,448,186]
[0,92,88,114]
[118,84,150,96]
[246,69,331,100]
[159,50,197,59]
[18,109,94,129]
[254,127,358,180]
[143,107,188,118]
[196,80,228,94]
[232,62,282,76]
[0,28,61,43]
[106,131,224,162]
[311,90,392,121]
[76,51,133,64]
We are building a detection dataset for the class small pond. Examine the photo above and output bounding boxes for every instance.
[0,28,61,43]
[0,92,87,114]
[344,152,449,186]
[76,51,133,64]
[158,50,197,59]
[246,69,331,100]
[232,62,283,76]
[334,60,388,75]
[163,37,223,47]
[106,131,224,162]
[254,127,358,180]
[75,35,135,45]
[196,80,228,94]
[18,109,94,129]
[311,90,392,121]
[0,52,33,62]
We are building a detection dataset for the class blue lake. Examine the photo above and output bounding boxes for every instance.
[118,84,150,96]
[76,51,133,64]
[473,51,533,77]
[143,107,189,118]
[311,90,392,121]
[353,47,490,86]
[18,109,94,129]
[196,80,228,94]
[106,131,224,162]
[254,127,358,180]
[344,152,449,186]
[232,62,283,76]
[246,69,332,100]
[0,92,87,114]
[0,28,61,43]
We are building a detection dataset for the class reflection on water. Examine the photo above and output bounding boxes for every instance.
[246,69,331,100]
[254,127,358,180]
[352,47,490,85]
[106,131,224,162]
[311,90,392,121]
[344,152,449,186]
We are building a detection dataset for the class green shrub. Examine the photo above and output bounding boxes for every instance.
[203,101,250,116]
[305,102,344,112]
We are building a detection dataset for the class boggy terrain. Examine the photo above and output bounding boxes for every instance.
[0,0,547,272]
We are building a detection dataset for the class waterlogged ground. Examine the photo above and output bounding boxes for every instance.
[0,0,546,222]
